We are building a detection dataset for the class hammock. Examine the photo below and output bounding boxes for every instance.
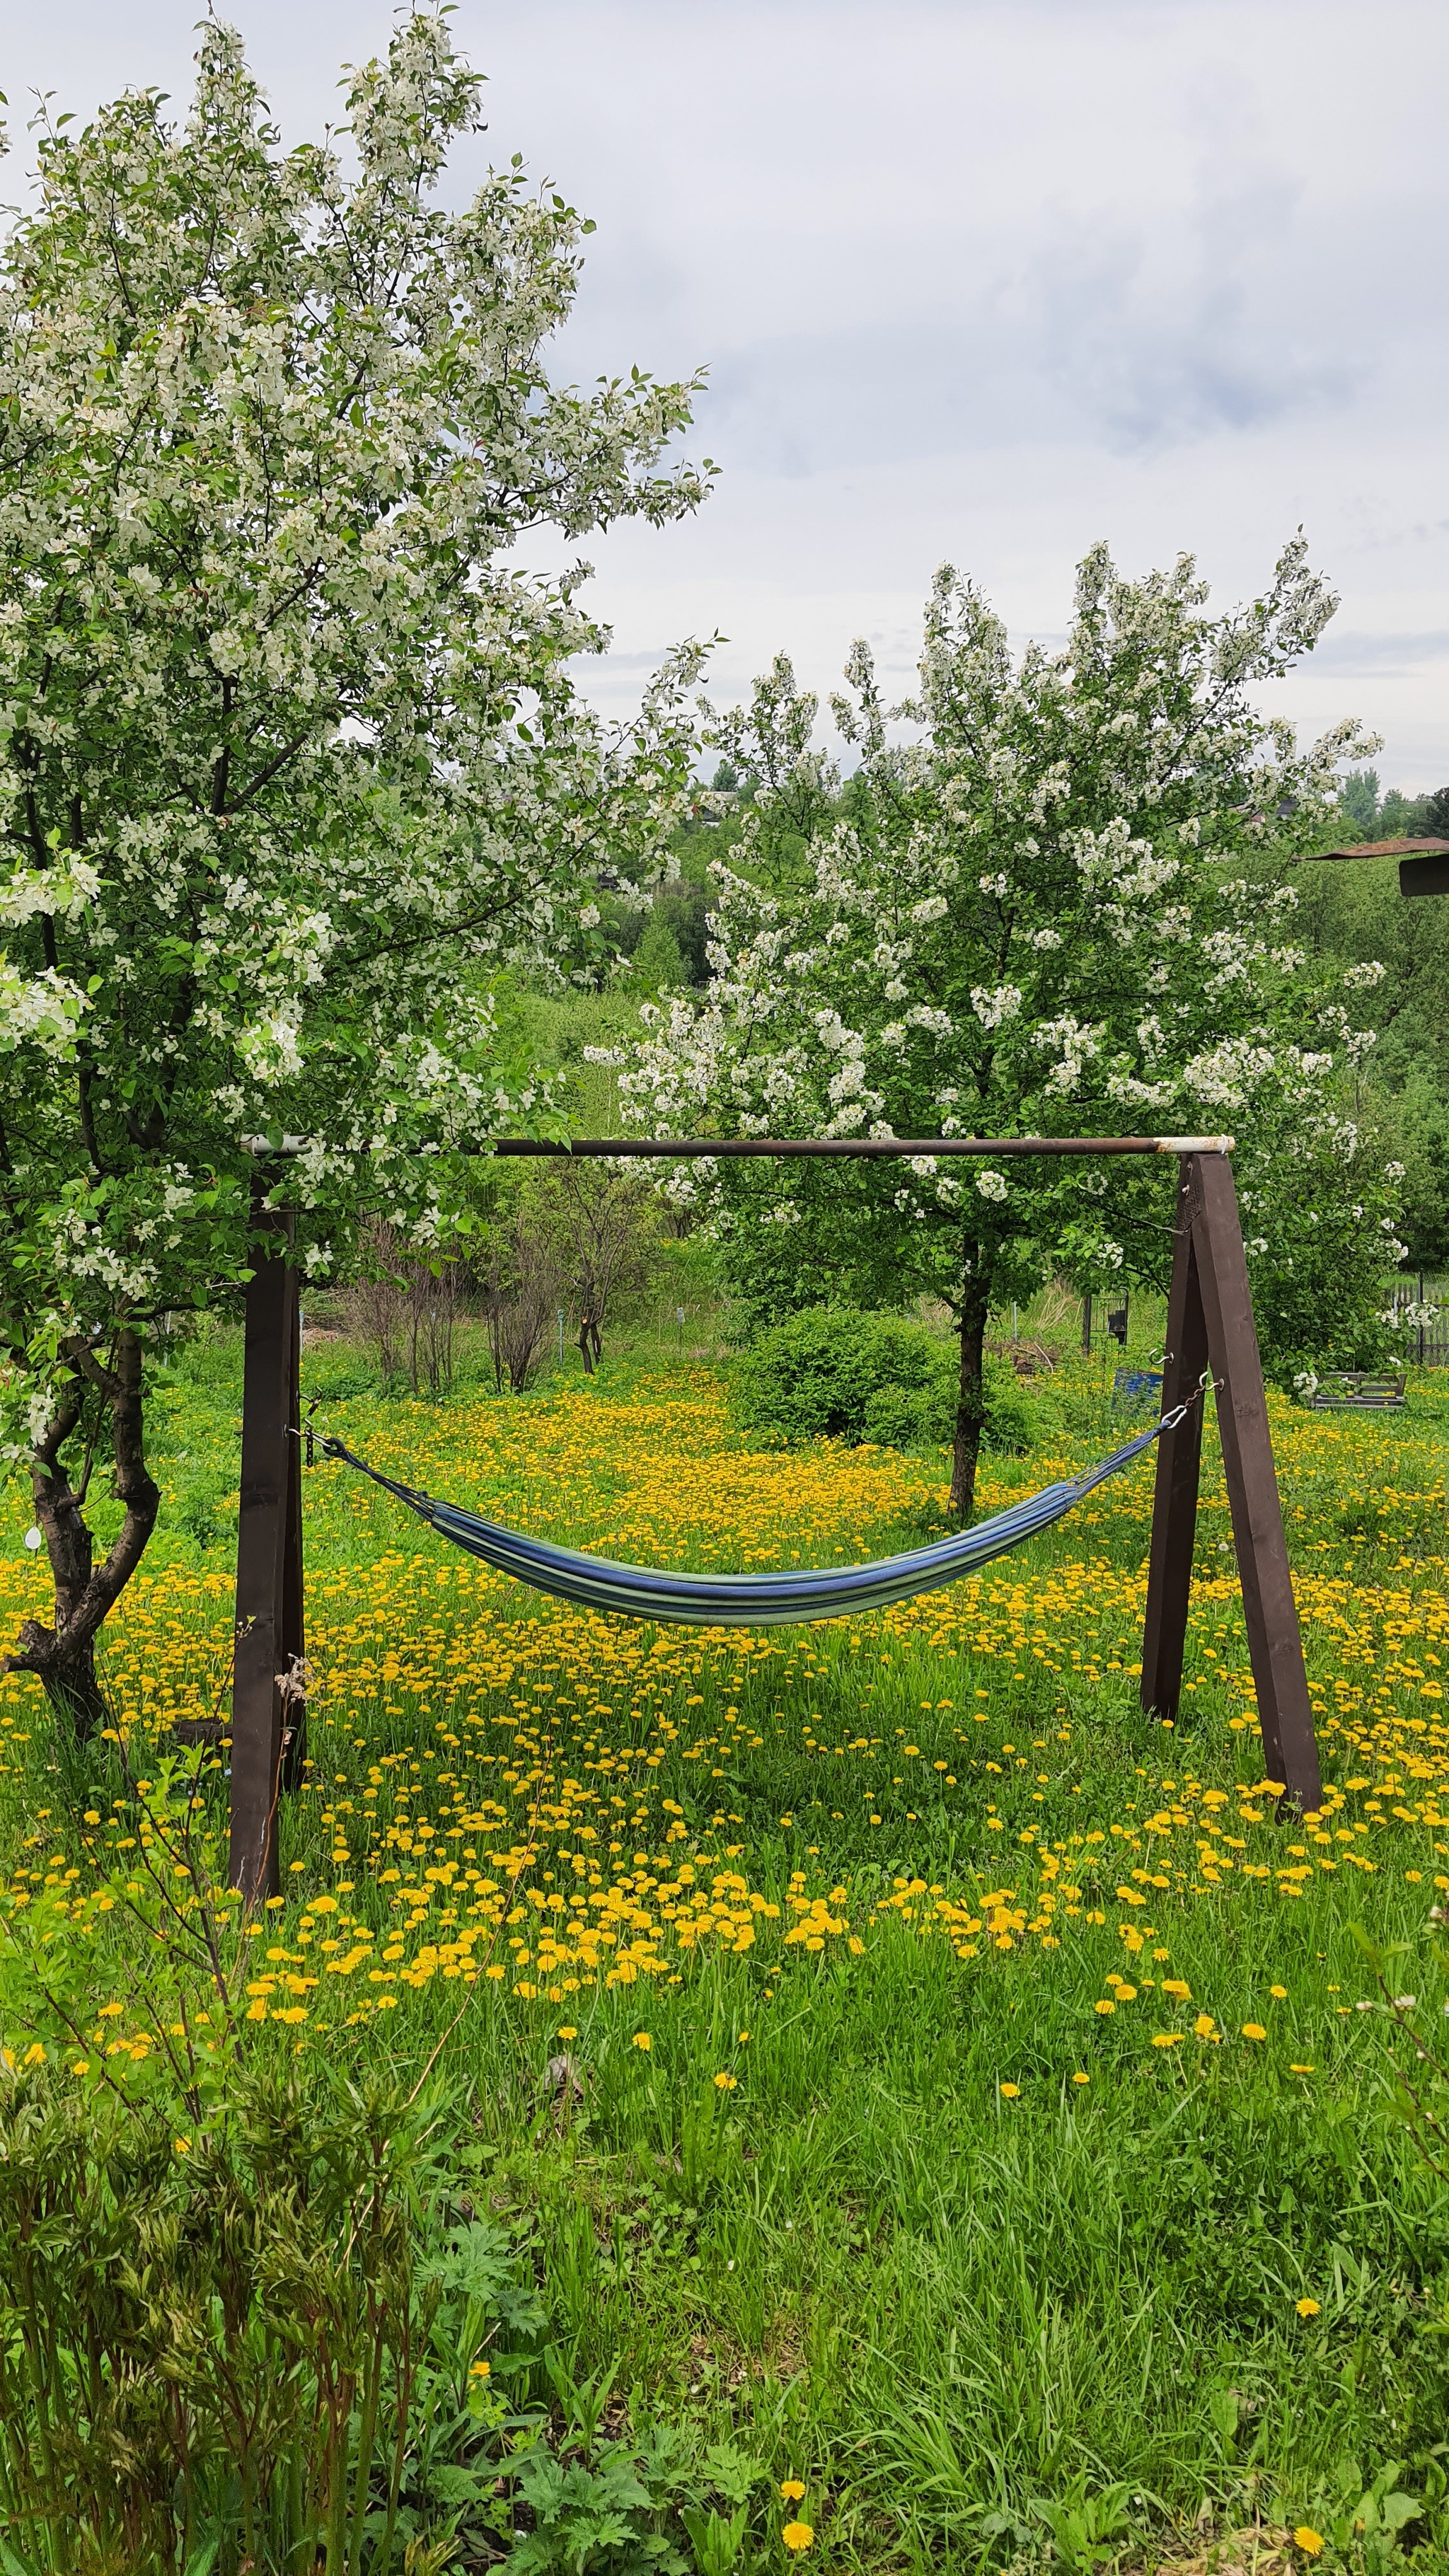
[318,1400,1186,1628]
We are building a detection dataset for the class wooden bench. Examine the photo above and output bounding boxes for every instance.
[1307,1371,1407,1410]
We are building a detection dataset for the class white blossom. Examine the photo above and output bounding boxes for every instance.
[618,537,1394,1394]
[969,983,1023,1029]
[0,11,712,1507]
[0,958,88,1057]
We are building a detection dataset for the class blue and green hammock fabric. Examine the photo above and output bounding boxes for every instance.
[318,1398,1187,1629]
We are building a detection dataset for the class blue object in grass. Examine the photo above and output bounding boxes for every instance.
[319,1402,1186,1628]
[1114,1368,1164,1408]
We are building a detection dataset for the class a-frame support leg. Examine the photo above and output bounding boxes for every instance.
[1141,1151,1321,1812]
[1141,1164,1209,1723]
[229,1178,305,1904]
[280,1278,306,1794]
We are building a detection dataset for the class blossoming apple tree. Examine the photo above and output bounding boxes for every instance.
[0,16,710,1733]
[620,545,1404,1515]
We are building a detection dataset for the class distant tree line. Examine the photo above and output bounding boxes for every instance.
[1295,781,1449,1269]
[1337,769,1449,842]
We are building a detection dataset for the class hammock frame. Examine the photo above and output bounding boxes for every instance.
[225,1138,1322,1902]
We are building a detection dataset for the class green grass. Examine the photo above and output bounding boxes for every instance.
[1,1324,1448,2571]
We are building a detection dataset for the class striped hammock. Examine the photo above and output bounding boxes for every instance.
[318,1402,1183,1628]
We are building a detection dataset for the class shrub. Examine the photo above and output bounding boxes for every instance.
[0,2063,543,2575]
[980,1368,1037,1457]
[0,2057,770,2575]
[732,1307,1034,1454]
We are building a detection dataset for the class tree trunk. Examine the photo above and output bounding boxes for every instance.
[577,1305,602,1373]
[4,1326,161,1744]
[951,1269,992,1522]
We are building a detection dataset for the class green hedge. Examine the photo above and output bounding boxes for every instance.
[731,1307,1033,1453]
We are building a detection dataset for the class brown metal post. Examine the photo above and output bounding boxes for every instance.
[1187,1152,1322,1810]
[1141,1161,1210,1722]
[228,1180,301,1903]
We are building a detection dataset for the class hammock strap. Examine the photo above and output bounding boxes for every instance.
[319,1444,441,1524]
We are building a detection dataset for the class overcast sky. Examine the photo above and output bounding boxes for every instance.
[6,1,1447,784]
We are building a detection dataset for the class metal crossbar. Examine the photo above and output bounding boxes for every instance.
[495,1133,1237,1160]
[246,1132,1236,1163]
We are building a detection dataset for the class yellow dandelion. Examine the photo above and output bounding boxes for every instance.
[780,2480,807,2502]
[1242,2023,1267,2041]
[557,2026,577,2040]
[714,2071,738,2091]
[633,2031,651,2050]
[998,2081,1021,2098]
[783,2522,814,2553]
[1151,2033,1183,2048]
[1293,2530,1324,2557]
[1295,2297,1320,2318]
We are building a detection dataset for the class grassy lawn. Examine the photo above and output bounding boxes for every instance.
[1,1330,1447,2571]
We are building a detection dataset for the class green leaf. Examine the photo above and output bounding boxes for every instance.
[1208,2387,1239,2442]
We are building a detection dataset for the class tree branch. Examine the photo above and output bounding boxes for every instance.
[2,1329,159,1688]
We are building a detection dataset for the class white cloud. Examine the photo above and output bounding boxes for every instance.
[6,0,1448,782]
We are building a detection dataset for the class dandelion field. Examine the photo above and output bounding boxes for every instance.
[1,1327,1448,2572]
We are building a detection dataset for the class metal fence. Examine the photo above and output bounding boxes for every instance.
[1081,1281,1448,1368]
[1390,1275,1449,1368]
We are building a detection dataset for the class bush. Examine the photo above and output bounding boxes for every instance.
[981,1368,1036,1455]
[0,2059,773,2575]
[732,1307,1034,1453]
[0,2064,544,2575]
